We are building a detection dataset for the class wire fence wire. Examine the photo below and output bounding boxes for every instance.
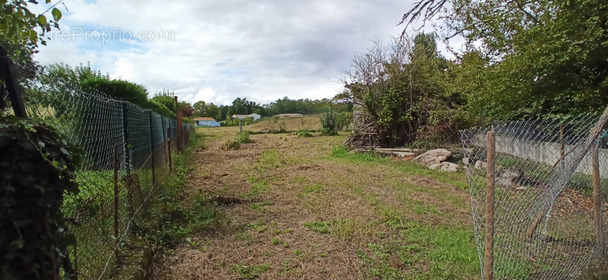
[1,63,193,279]
[460,113,608,279]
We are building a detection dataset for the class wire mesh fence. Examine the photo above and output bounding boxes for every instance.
[460,112,608,279]
[1,61,193,279]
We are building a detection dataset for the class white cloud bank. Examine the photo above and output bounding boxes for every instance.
[34,0,425,105]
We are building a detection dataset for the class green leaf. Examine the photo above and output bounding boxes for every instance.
[37,14,47,26]
[51,8,62,22]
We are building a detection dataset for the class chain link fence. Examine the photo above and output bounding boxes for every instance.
[460,113,608,279]
[1,59,193,279]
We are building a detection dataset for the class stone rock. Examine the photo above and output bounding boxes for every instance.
[462,157,471,165]
[413,148,451,167]
[429,162,459,172]
[474,160,487,170]
[496,169,522,186]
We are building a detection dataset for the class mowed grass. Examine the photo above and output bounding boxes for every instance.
[155,124,479,279]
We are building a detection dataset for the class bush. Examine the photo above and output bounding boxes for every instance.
[320,109,338,136]
[0,116,79,279]
[235,131,252,144]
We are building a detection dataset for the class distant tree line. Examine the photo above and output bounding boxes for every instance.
[193,96,352,121]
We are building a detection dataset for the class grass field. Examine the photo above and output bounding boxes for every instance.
[152,119,478,279]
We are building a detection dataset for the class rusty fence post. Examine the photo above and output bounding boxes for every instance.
[485,129,496,280]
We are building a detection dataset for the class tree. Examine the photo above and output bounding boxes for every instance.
[342,35,454,147]
[193,100,206,117]
[402,0,608,119]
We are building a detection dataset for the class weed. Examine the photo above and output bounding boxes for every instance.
[249,220,267,233]
[272,237,280,245]
[223,139,240,150]
[245,180,269,198]
[304,183,324,194]
[234,263,270,279]
[297,129,313,137]
[304,220,331,234]
[251,201,271,212]
[185,237,210,251]
[258,149,281,169]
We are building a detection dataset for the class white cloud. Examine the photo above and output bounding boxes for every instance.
[34,0,426,105]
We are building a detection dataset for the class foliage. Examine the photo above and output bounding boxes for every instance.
[149,138,223,247]
[0,116,78,279]
[193,100,219,118]
[0,1,63,63]
[320,109,338,135]
[147,99,176,119]
[81,78,149,107]
[303,221,331,234]
[342,34,460,147]
[234,263,270,279]
[214,96,352,121]
[336,111,353,131]
[235,131,252,144]
[151,92,176,112]
[410,0,608,119]
[297,129,313,137]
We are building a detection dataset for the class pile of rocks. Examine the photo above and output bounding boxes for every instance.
[471,160,523,187]
[412,149,459,172]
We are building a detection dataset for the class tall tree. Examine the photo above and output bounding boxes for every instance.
[402,0,608,119]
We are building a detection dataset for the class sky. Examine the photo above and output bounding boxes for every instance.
[33,0,434,106]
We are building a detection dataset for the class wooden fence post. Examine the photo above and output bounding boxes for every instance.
[485,129,496,280]
[560,124,565,171]
[591,129,604,253]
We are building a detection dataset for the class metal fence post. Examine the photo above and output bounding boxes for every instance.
[149,111,156,185]
[113,145,119,252]
[485,129,496,280]
[167,128,172,172]
[122,103,131,175]
[0,46,27,118]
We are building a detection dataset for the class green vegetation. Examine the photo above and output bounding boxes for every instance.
[223,131,252,150]
[0,116,78,279]
[234,263,270,279]
[297,129,313,137]
[304,221,331,234]
[0,1,63,64]
[149,137,225,247]
[320,109,339,135]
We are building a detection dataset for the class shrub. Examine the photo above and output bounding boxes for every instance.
[320,109,338,136]
[0,116,79,279]
[235,131,252,144]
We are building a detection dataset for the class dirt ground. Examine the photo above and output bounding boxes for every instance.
[151,126,475,280]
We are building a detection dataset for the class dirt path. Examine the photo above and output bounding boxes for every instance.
[152,128,475,279]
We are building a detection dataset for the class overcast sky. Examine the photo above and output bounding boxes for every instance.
[34,0,429,105]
